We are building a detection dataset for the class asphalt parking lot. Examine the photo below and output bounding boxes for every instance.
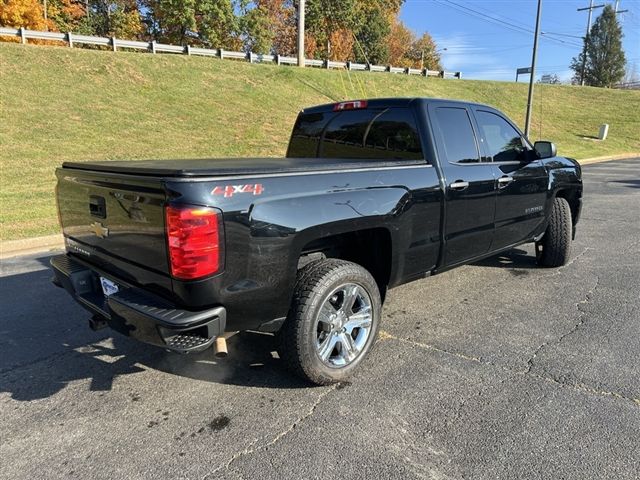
[1,158,639,479]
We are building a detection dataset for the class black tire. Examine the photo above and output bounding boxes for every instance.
[278,259,382,385]
[536,197,573,267]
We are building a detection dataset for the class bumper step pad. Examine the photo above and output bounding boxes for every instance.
[165,333,212,350]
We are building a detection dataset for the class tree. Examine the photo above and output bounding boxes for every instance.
[143,0,239,47]
[409,32,441,70]
[385,20,440,69]
[0,0,49,32]
[353,0,403,65]
[251,0,296,55]
[570,5,626,87]
[240,2,273,53]
[386,19,412,67]
[305,0,356,59]
[47,0,86,32]
[352,6,389,64]
[76,0,142,39]
[197,0,240,48]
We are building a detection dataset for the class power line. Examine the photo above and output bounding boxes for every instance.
[431,0,582,49]
[541,31,583,39]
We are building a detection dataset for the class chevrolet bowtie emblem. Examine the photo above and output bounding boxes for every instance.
[90,221,109,239]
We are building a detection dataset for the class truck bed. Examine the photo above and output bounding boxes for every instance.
[62,157,425,177]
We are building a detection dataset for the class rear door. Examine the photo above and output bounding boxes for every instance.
[471,107,549,251]
[428,102,497,266]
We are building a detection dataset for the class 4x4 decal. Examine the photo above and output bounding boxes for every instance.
[212,184,264,198]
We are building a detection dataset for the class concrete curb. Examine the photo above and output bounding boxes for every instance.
[1,153,638,260]
[0,234,64,260]
[577,152,640,165]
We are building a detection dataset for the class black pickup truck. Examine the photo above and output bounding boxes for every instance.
[51,98,583,385]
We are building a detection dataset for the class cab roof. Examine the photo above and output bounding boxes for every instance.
[301,97,489,114]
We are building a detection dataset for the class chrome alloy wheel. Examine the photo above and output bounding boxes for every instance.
[314,283,373,368]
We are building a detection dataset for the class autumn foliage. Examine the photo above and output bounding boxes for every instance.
[0,0,441,68]
[1,0,49,35]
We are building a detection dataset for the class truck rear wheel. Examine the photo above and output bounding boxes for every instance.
[536,197,572,267]
[278,259,381,385]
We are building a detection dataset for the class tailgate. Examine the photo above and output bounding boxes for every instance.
[55,167,169,278]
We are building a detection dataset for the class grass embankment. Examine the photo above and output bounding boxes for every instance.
[1,42,639,240]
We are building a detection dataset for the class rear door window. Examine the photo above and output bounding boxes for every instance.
[432,107,480,164]
[363,109,423,159]
[320,109,377,158]
[287,112,331,157]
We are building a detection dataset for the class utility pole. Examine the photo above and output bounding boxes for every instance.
[297,0,305,67]
[524,0,542,139]
[614,1,628,14]
[577,1,604,86]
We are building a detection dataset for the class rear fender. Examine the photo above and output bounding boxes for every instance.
[249,186,409,284]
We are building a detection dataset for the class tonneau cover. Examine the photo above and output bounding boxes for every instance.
[62,157,425,177]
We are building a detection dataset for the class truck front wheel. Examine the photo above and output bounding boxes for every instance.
[278,259,382,385]
[536,197,573,267]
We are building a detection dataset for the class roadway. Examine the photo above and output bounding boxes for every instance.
[1,158,639,479]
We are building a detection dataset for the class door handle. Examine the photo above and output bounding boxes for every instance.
[498,176,514,188]
[449,180,469,191]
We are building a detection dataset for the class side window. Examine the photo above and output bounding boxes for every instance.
[288,107,424,160]
[364,109,422,160]
[433,107,480,163]
[320,110,376,158]
[319,108,424,160]
[287,112,331,157]
[475,110,527,162]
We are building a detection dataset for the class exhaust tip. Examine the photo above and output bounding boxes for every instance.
[214,336,228,358]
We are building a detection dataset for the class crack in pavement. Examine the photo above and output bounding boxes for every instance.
[203,383,339,479]
[379,323,640,409]
[524,274,600,375]
[538,246,592,279]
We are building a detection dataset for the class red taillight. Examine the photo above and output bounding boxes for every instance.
[333,100,368,111]
[165,205,221,280]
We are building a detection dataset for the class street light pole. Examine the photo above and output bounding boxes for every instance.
[524,0,542,139]
[297,0,305,67]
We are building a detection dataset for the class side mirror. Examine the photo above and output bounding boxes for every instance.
[534,141,557,159]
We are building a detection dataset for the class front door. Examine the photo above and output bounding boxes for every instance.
[428,103,497,267]
[471,108,549,251]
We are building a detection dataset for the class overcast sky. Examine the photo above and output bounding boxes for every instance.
[399,0,640,82]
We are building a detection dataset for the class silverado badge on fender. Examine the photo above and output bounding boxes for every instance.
[90,221,109,238]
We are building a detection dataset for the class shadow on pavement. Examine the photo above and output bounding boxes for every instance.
[2,246,541,401]
[0,258,309,402]
[609,179,640,189]
[472,248,538,273]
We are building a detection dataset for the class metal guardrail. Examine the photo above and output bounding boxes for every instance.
[0,27,462,79]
